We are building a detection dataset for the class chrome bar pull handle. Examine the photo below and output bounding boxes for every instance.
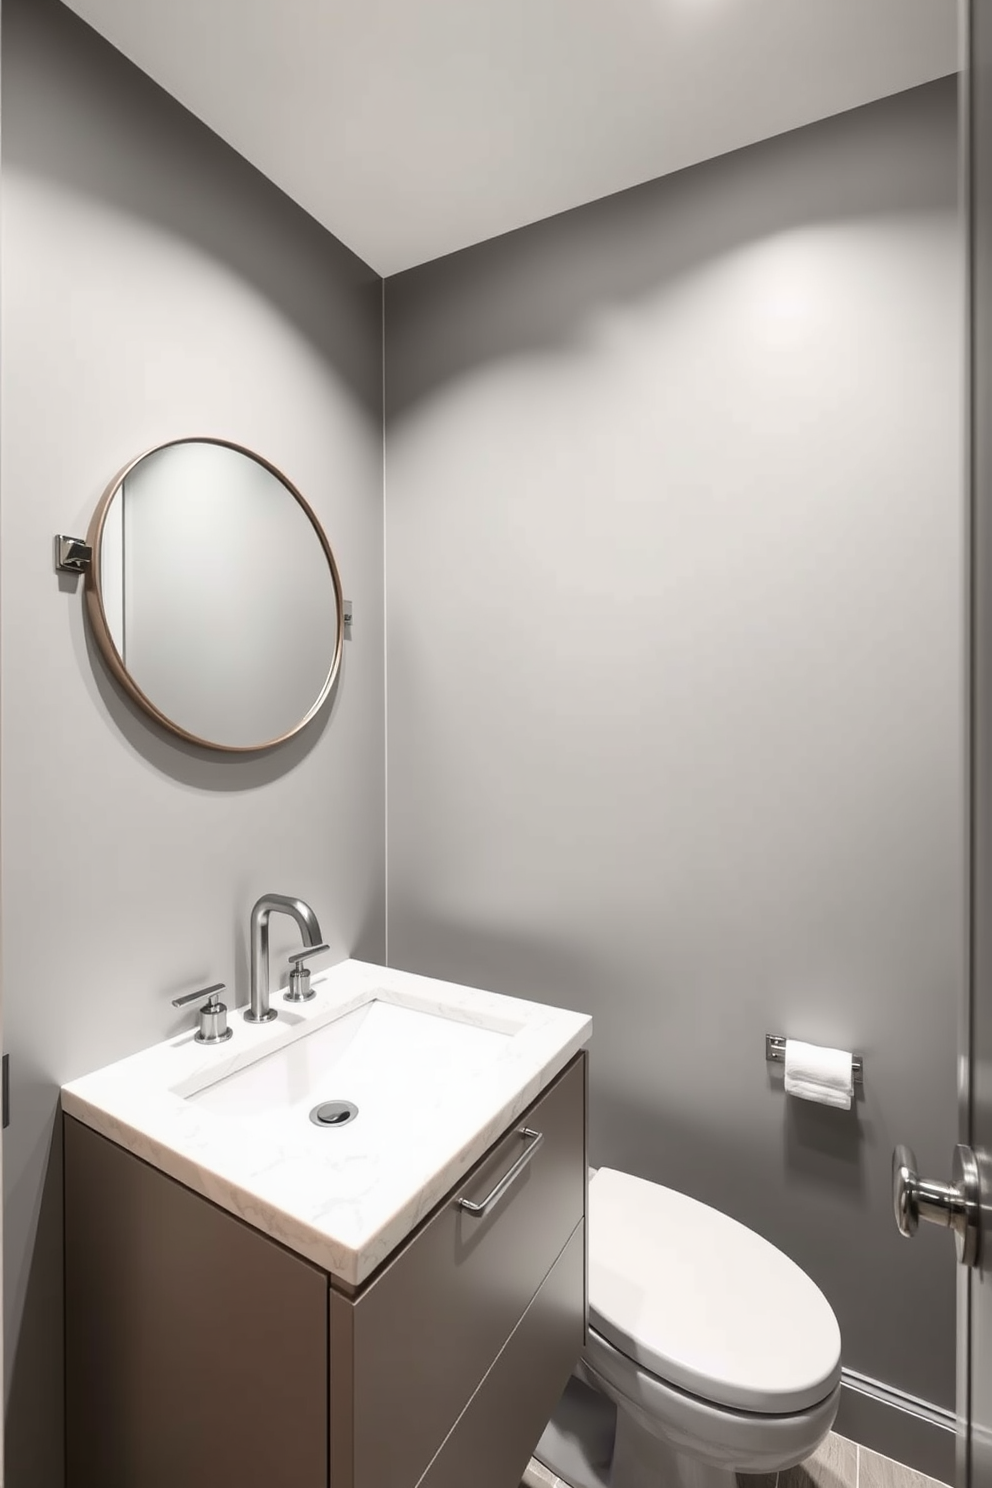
[458,1128,544,1217]
[892,1143,981,1267]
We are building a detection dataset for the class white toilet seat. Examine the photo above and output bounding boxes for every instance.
[588,1168,842,1414]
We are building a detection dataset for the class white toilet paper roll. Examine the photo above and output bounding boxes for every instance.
[783,1039,854,1110]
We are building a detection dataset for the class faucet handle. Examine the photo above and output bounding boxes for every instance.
[287,945,330,967]
[284,945,330,1005]
[172,982,226,1008]
[171,983,233,1045]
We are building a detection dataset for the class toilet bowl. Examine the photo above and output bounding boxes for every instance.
[536,1168,841,1488]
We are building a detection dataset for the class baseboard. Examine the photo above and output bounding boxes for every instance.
[837,1369,956,1484]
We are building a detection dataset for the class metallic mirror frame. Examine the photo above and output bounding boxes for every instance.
[83,436,345,753]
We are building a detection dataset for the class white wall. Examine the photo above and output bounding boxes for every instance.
[385,77,963,1438]
[1,1,384,1481]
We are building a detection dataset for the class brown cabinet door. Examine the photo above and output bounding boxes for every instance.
[331,1054,586,1488]
[65,1117,329,1488]
[419,1223,586,1488]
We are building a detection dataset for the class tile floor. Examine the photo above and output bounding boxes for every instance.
[521,1431,951,1488]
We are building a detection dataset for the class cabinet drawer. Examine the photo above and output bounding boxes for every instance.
[330,1053,586,1488]
[419,1221,585,1488]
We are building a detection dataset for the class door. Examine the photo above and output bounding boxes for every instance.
[897,8,992,1486]
[968,4,992,1485]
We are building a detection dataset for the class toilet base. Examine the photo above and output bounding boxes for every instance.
[533,1377,740,1488]
[584,1328,839,1481]
[536,1346,839,1488]
[611,1406,736,1488]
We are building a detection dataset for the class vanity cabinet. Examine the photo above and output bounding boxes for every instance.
[65,1052,586,1488]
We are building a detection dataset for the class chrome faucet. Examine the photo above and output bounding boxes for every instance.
[245,893,324,1023]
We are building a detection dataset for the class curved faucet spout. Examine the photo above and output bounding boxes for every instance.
[246,893,324,1023]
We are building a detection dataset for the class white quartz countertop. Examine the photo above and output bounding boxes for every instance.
[61,959,591,1286]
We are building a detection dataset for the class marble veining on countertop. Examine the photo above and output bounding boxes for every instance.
[61,958,592,1285]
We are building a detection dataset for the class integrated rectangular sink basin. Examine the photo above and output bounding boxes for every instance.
[188,997,513,1134]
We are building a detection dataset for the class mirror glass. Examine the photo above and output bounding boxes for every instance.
[88,439,343,750]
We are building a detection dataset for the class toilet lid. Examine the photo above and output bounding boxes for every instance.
[588,1168,842,1414]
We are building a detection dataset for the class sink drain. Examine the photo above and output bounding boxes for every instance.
[309,1100,359,1128]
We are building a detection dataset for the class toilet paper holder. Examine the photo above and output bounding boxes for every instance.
[765,1035,863,1086]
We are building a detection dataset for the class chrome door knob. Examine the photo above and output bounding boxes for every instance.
[892,1143,981,1268]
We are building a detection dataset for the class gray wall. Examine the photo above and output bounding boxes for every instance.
[0,7,962,1476]
[385,79,963,1415]
[1,1,384,1482]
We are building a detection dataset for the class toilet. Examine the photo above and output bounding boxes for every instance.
[536,1168,842,1488]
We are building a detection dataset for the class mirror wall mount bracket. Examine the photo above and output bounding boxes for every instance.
[55,535,93,574]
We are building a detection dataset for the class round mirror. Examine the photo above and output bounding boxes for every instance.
[85,438,344,751]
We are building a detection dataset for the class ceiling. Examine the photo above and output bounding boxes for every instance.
[60,0,957,277]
